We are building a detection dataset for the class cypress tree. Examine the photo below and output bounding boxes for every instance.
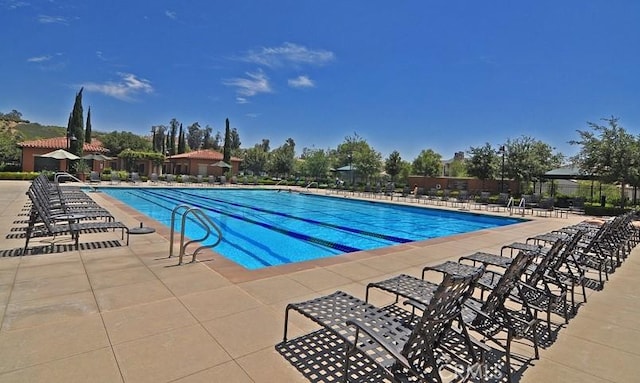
[85,106,92,143]
[178,123,186,154]
[223,118,231,165]
[67,88,85,156]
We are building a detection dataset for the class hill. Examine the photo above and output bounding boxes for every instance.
[0,119,66,141]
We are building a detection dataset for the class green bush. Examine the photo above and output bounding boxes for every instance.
[0,172,40,180]
[584,204,632,217]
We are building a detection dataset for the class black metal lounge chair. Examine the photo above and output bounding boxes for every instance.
[282,268,486,383]
[23,180,130,254]
[375,251,538,383]
[89,171,101,184]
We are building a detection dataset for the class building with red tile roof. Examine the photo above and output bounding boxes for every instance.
[165,150,242,177]
[18,136,109,172]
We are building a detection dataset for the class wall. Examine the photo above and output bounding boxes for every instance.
[407,176,521,195]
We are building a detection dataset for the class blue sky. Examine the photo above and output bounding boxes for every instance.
[2,1,639,161]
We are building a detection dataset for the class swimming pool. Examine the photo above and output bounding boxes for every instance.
[101,188,523,269]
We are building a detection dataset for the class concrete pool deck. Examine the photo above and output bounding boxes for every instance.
[0,180,639,382]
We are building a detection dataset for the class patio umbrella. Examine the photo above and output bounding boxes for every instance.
[82,153,112,161]
[210,160,232,168]
[39,149,80,160]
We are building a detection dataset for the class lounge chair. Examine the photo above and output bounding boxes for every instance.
[150,173,159,185]
[130,172,141,184]
[180,174,191,186]
[88,171,101,184]
[23,180,129,254]
[207,175,216,186]
[473,191,491,210]
[219,175,227,186]
[368,251,538,383]
[166,174,175,185]
[110,172,121,185]
[281,267,486,382]
[487,193,510,212]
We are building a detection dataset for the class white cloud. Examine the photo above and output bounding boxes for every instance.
[82,72,154,101]
[27,55,52,63]
[288,75,315,88]
[5,1,29,10]
[238,42,335,68]
[37,14,68,24]
[236,97,249,104]
[223,70,272,98]
[165,10,176,19]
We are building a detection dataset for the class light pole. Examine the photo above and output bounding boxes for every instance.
[498,145,505,193]
[347,153,354,186]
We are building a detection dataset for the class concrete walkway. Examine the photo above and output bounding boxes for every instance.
[0,181,638,382]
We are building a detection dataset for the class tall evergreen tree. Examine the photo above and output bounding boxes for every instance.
[169,118,179,155]
[85,106,92,143]
[67,88,85,156]
[178,123,186,154]
[223,118,231,164]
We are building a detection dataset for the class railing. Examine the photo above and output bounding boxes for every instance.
[169,204,223,265]
[54,172,97,192]
[507,197,527,217]
[305,181,318,189]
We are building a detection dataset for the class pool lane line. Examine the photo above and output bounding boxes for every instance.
[121,190,278,267]
[174,189,413,244]
[143,189,361,254]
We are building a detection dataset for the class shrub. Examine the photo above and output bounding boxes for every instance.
[0,172,39,180]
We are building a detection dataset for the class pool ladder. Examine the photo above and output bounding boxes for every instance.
[169,204,223,265]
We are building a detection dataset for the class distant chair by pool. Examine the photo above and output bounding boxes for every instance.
[110,172,121,185]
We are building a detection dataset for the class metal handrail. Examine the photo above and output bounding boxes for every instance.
[169,204,193,259]
[54,171,97,192]
[305,181,318,189]
[169,204,223,265]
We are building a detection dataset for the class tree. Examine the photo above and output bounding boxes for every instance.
[212,131,222,150]
[335,133,381,183]
[169,118,179,155]
[571,117,636,206]
[449,159,467,177]
[0,109,23,122]
[67,88,85,156]
[505,136,563,190]
[151,125,166,153]
[187,122,203,150]
[269,138,296,177]
[384,150,402,182]
[412,149,442,177]
[301,147,330,180]
[100,131,152,156]
[0,130,20,165]
[354,144,382,183]
[202,125,213,149]
[243,145,269,175]
[466,143,497,188]
[230,128,241,150]
[178,123,186,154]
[223,118,231,165]
[85,106,92,143]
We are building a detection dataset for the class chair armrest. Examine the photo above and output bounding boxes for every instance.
[345,318,411,372]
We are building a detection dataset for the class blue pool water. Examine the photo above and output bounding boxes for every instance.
[101,188,522,270]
